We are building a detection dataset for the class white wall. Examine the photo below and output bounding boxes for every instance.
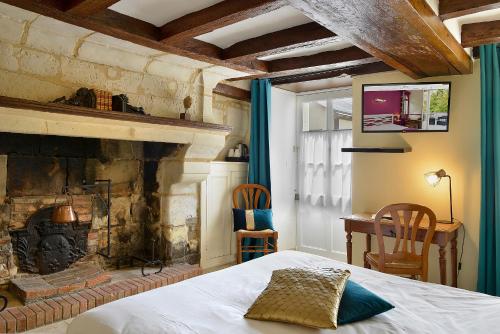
[352,62,481,290]
[270,87,297,251]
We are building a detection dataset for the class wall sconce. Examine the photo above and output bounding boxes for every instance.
[424,169,453,223]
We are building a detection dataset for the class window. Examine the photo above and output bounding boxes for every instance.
[302,97,352,132]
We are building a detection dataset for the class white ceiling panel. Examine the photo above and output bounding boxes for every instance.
[110,0,223,27]
[278,76,353,93]
[259,40,353,61]
[195,6,312,49]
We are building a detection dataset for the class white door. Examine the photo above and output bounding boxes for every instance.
[296,89,353,261]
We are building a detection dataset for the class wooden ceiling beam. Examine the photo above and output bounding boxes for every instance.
[63,0,121,16]
[0,0,267,74]
[222,22,340,61]
[160,0,287,44]
[237,46,378,80]
[462,20,500,47]
[269,62,394,85]
[287,0,472,79]
[213,83,251,102]
[439,0,500,20]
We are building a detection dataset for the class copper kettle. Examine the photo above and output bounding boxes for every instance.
[52,195,77,224]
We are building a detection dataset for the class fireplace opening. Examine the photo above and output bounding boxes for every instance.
[0,132,182,284]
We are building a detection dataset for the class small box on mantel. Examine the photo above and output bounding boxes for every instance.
[94,89,112,111]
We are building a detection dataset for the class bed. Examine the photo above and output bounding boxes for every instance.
[68,251,500,334]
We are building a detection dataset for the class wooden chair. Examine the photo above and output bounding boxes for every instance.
[366,203,437,282]
[232,184,278,264]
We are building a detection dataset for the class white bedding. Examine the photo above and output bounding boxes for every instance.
[68,251,500,334]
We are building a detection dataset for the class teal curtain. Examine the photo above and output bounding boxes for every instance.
[478,44,500,296]
[243,79,272,261]
[249,79,272,194]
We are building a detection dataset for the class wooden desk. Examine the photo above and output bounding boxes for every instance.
[342,213,462,287]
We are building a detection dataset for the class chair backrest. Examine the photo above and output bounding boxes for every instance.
[373,203,437,270]
[232,184,271,209]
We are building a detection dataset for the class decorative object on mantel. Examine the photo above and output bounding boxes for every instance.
[111,94,145,114]
[225,143,249,162]
[95,89,112,111]
[0,95,232,132]
[53,88,145,114]
[180,95,193,120]
[53,87,97,108]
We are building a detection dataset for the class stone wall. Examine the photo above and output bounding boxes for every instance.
[0,3,251,275]
[0,3,250,147]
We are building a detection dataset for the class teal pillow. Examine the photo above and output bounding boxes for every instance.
[338,280,394,325]
[232,209,273,232]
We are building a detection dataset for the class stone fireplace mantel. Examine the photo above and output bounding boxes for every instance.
[0,96,231,163]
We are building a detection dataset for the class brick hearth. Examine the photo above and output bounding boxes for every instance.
[10,264,111,304]
[0,264,201,333]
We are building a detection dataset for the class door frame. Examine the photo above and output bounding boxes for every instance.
[295,87,353,262]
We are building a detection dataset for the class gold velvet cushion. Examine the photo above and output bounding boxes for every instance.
[245,267,351,329]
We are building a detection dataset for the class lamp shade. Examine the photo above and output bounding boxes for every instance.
[424,169,447,187]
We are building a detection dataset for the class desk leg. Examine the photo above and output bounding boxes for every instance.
[364,234,371,269]
[346,231,352,264]
[439,243,447,285]
[451,236,458,288]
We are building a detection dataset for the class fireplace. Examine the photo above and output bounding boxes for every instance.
[10,206,90,274]
[0,132,186,283]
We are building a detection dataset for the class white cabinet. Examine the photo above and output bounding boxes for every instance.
[200,162,247,269]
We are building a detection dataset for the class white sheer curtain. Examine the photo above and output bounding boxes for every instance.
[298,130,352,258]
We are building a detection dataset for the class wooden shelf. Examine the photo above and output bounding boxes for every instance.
[0,95,232,132]
[341,147,412,153]
[224,157,249,162]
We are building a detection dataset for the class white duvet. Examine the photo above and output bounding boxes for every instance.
[68,251,500,334]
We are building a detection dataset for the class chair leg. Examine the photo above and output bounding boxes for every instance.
[236,233,242,264]
[263,236,268,255]
[273,232,278,253]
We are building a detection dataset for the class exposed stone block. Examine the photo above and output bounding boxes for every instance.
[100,140,144,161]
[60,57,107,89]
[151,53,210,70]
[86,159,140,196]
[0,16,24,44]
[78,41,148,73]
[0,3,38,22]
[0,69,70,102]
[19,49,60,77]
[162,194,197,227]
[84,33,160,58]
[26,16,91,57]
[0,42,19,72]
[104,67,143,95]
